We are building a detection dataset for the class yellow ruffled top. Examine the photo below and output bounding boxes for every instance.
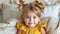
[16,22,47,34]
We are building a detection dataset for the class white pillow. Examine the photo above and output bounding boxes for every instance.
[43,5,60,34]
[6,18,19,26]
[42,4,60,18]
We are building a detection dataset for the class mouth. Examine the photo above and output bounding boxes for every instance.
[28,23,35,27]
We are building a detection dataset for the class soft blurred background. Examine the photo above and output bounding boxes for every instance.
[0,0,60,34]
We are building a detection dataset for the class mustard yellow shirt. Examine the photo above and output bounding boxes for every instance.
[16,22,47,34]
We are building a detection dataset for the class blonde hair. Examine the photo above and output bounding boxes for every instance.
[18,0,45,21]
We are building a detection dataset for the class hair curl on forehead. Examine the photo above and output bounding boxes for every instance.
[18,0,45,12]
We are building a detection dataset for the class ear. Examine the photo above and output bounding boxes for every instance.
[38,17,41,21]
[40,16,42,20]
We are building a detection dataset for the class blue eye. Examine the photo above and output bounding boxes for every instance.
[33,16,36,19]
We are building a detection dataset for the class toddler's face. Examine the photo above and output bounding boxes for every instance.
[23,11,40,28]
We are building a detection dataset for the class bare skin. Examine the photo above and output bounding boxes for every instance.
[41,28,46,34]
[16,30,22,34]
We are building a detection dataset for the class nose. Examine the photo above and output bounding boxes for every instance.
[29,18,33,23]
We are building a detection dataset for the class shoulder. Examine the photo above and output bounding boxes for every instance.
[38,22,47,29]
[16,22,23,26]
[16,22,26,30]
[16,22,23,28]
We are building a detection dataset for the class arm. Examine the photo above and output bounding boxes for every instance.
[41,28,46,34]
[16,30,22,34]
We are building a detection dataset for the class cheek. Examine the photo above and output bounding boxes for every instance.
[34,18,40,23]
[24,19,29,24]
